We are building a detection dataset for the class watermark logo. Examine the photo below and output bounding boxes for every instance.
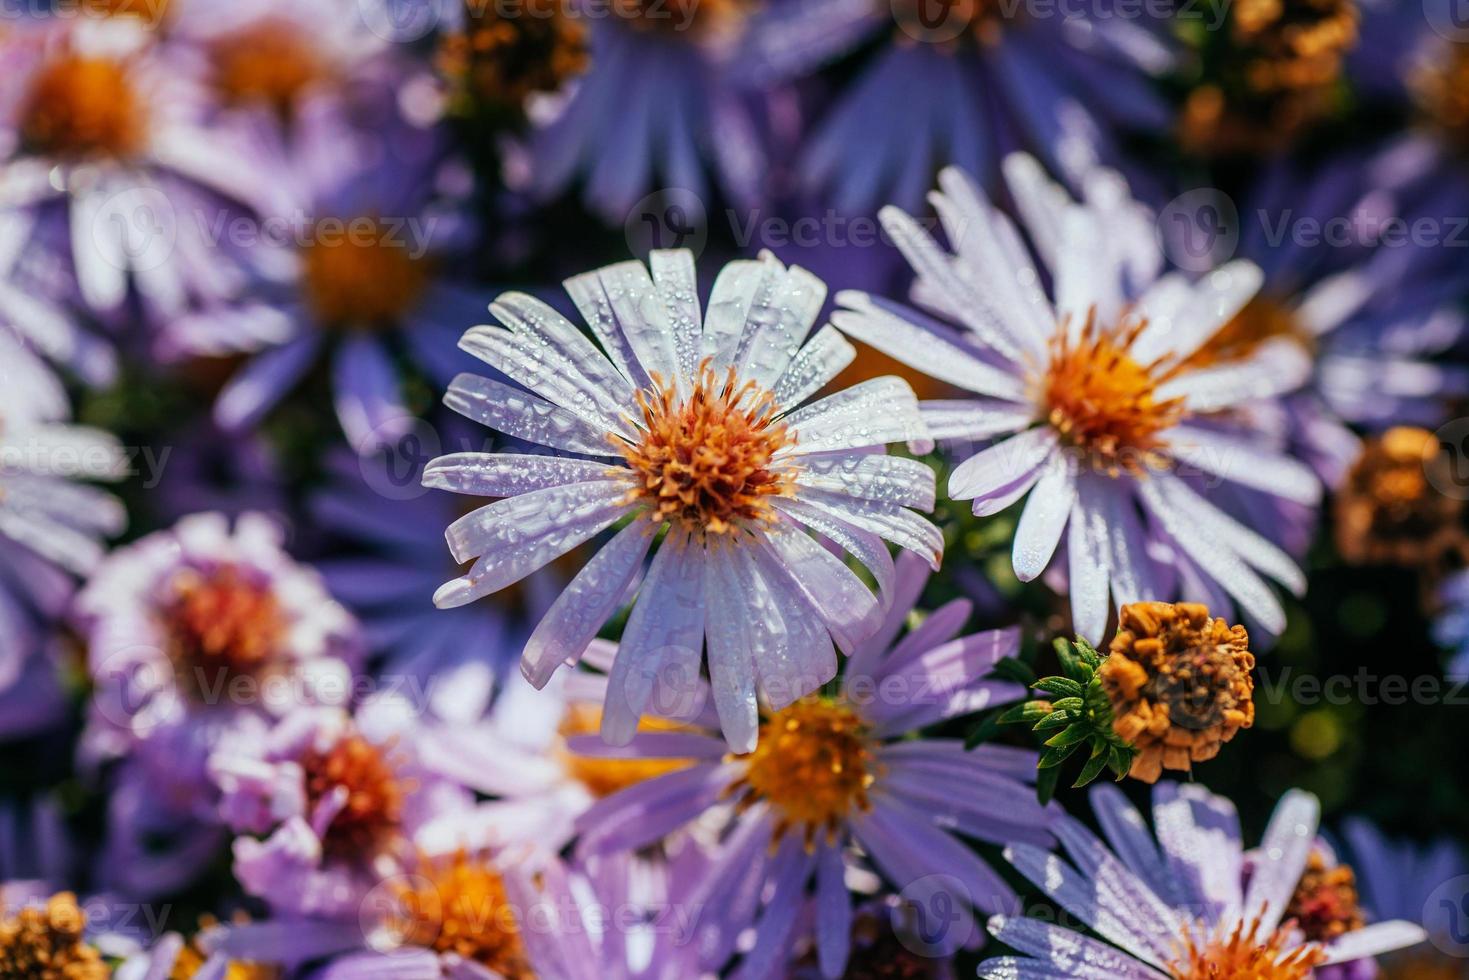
[624,189,709,259]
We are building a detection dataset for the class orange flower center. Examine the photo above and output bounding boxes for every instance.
[300,221,431,330]
[618,361,797,536]
[300,734,405,860]
[88,0,170,23]
[0,893,107,980]
[1184,295,1313,369]
[1171,917,1327,980]
[557,703,695,797]
[1038,312,1186,476]
[386,851,533,978]
[211,20,328,116]
[1334,426,1466,567]
[437,0,588,113]
[729,697,878,848]
[20,55,147,161]
[162,565,288,701]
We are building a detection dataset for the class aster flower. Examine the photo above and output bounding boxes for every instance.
[0,209,115,386]
[164,0,401,132]
[1341,818,1469,978]
[1333,427,1467,572]
[1184,153,1469,492]
[571,554,1046,977]
[74,511,361,896]
[0,17,267,319]
[206,703,476,923]
[0,340,125,728]
[424,248,939,750]
[736,0,1173,214]
[170,104,485,451]
[978,782,1429,979]
[832,157,1321,642]
[518,0,767,222]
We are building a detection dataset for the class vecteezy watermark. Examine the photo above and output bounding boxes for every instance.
[1254,666,1469,707]
[624,188,710,258]
[1,0,169,25]
[1158,187,1469,272]
[1424,0,1469,42]
[892,874,977,958]
[89,643,451,735]
[1426,417,1469,502]
[0,893,176,940]
[357,415,497,501]
[0,439,171,488]
[1425,874,1469,958]
[890,0,1228,44]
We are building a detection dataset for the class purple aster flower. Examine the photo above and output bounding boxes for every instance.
[163,0,405,134]
[0,345,125,732]
[519,0,767,223]
[0,209,115,386]
[978,782,1429,980]
[1434,570,1469,681]
[166,102,486,452]
[570,554,1045,978]
[832,157,1322,641]
[0,17,267,321]
[1340,819,1469,979]
[424,247,940,751]
[74,511,361,896]
[737,0,1174,214]
[207,702,475,922]
[1186,152,1469,491]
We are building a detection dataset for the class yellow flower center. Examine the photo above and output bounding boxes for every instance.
[618,361,797,536]
[211,20,328,117]
[557,703,696,797]
[1038,313,1186,476]
[1184,295,1314,369]
[162,565,288,702]
[300,221,431,330]
[20,55,147,161]
[437,0,588,113]
[1171,916,1327,980]
[387,851,534,978]
[728,697,878,848]
[300,734,406,860]
[0,893,107,980]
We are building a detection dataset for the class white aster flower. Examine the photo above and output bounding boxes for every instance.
[832,155,1323,642]
[425,249,940,751]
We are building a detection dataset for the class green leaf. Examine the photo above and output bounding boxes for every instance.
[1032,677,1085,699]
[963,713,1003,749]
[1032,711,1075,733]
[1036,765,1061,806]
[1043,724,1092,749]
[1073,748,1111,788]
